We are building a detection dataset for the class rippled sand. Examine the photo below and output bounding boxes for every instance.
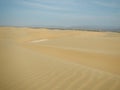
[0,27,120,90]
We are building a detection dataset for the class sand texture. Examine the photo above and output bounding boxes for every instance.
[0,27,120,90]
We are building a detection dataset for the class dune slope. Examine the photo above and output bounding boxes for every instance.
[0,27,120,90]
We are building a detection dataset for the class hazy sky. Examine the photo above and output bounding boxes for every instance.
[0,0,120,28]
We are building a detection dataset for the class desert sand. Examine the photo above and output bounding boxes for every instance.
[0,27,120,90]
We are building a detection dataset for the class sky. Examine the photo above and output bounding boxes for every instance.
[0,0,120,29]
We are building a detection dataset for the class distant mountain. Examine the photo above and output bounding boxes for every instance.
[1,25,120,32]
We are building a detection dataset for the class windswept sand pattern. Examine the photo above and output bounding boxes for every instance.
[1,53,120,90]
[0,27,120,90]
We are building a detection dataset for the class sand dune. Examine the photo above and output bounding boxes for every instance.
[0,27,120,90]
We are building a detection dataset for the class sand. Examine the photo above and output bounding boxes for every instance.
[0,27,120,90]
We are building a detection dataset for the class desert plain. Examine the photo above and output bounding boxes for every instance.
[0,27,120,90]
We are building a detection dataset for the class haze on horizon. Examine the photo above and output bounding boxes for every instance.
[0,0,120,30]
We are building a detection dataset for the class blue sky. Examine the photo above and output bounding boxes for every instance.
[0,0,120,29]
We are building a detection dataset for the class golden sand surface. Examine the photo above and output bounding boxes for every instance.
[0,27,120,90]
